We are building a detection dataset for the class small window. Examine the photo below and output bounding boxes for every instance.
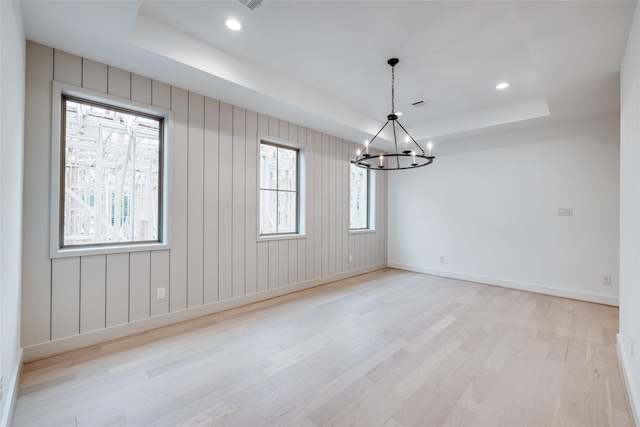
[350,162,369,230]
[60,95,164,247]
[260,142,299,235]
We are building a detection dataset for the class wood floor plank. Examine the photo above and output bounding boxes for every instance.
[13,269,633,426]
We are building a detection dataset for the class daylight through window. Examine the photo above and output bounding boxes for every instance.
[350,162,369,230]
[260,142,298,235]
[61,96,163,247]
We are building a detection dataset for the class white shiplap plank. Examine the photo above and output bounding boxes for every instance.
[328,136,337,275]
[131,74,152,105]
[257,242,269,293]
[268,241,279,290]
[22,41,53,346]
[314,131,323,279]
[349,234,356,271]
[305,127,315,282]
[297,126,307,282]
[151,80,171,110]
[82,58,107,93]
[107,66,131,99]
[321,134,330,277]
[106,253,129,327]
[170,86,188,311]
[232,106,246,298]
[204,97,220,304]
[187,92,205,308]
[53,49,82,86]
[342,142,350,272]
[51,257,80,340]
[245,110,258,295]
[80,255,106,334]
[150,250,170,317]
[279,240,288,287]
[129,251,151,322]
[289,240,298,285]
[218,102,234,301]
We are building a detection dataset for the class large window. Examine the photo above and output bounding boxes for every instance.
[350,163,369,230]
[260,142,299,235]
[60,95,164,247]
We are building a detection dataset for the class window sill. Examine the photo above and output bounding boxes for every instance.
[258,233,307,242]
[51,241,170,259]
[349,229,376,235]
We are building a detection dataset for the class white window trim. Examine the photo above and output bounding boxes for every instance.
[50,81,173,258]
[348,162,376,234]
[257,133,307,242]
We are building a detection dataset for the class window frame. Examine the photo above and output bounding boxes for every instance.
[257,135,306,241]
[349,161,376,234]
[50,81,172,258]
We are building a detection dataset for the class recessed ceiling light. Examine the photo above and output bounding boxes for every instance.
[496,82,510,90]
[224,18,243,31]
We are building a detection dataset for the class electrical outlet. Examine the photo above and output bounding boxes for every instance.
[349,255,353,263]
[602,275,612,286]
[557,208,573,216]
[631,340,635,359]
[439,256,445,263]
[156,287,166,300]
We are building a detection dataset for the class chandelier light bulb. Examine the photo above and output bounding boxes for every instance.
[427,142,433,157]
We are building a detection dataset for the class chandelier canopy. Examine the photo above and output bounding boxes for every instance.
[353,58,435,171]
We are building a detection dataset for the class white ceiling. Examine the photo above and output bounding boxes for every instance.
[19,0,636,150]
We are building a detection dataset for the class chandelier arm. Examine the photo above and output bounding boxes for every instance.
[395,120,426,155]
[391,121,401,169]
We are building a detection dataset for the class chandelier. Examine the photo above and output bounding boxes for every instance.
[353,58,435,170]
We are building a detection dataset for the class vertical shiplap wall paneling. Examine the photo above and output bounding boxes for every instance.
[322,134,331,277]
[314,131,323,279]
[23,43,388,355]
[129,251,151,321]
[107,66,130,100]
[150,250,170,317]
[305,128,315,282]
[170,87,188,311]
[131,74,151,104]
[187,93,205,308]
[203,97,220,304]
[232,106,246,297]
[218,102,233,300]
[51,50,83,342]
[22,42,53,346]
[106,253,129,327]
[244,110,258,295]
[51,257,80,340]
[295,125,307,283]
[82,59,107,93]
[79,255,106,333]
[256,114,270,293]
[328,136,336,276]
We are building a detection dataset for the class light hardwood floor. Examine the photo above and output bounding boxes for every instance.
[13,269,634,426]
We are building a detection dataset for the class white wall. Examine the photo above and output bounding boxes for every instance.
[22,42,387,361]
[388,115,620,306]
[619,3,640,424]
[0,1,25,425]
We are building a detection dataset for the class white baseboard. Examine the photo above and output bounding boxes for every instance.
[617,334,640,426]
[387,262,619,306]
[23,263,387,362]
[0,349,23,427]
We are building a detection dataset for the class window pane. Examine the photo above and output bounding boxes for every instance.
[277,147,297,191]
[63,98,161,246]
[350,163,369,229]
[260,190,278,235]
[260,143,278,190]
[278,191,297,233]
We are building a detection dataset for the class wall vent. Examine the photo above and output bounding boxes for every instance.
[412,100,427,107]
[238,0,263,10]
